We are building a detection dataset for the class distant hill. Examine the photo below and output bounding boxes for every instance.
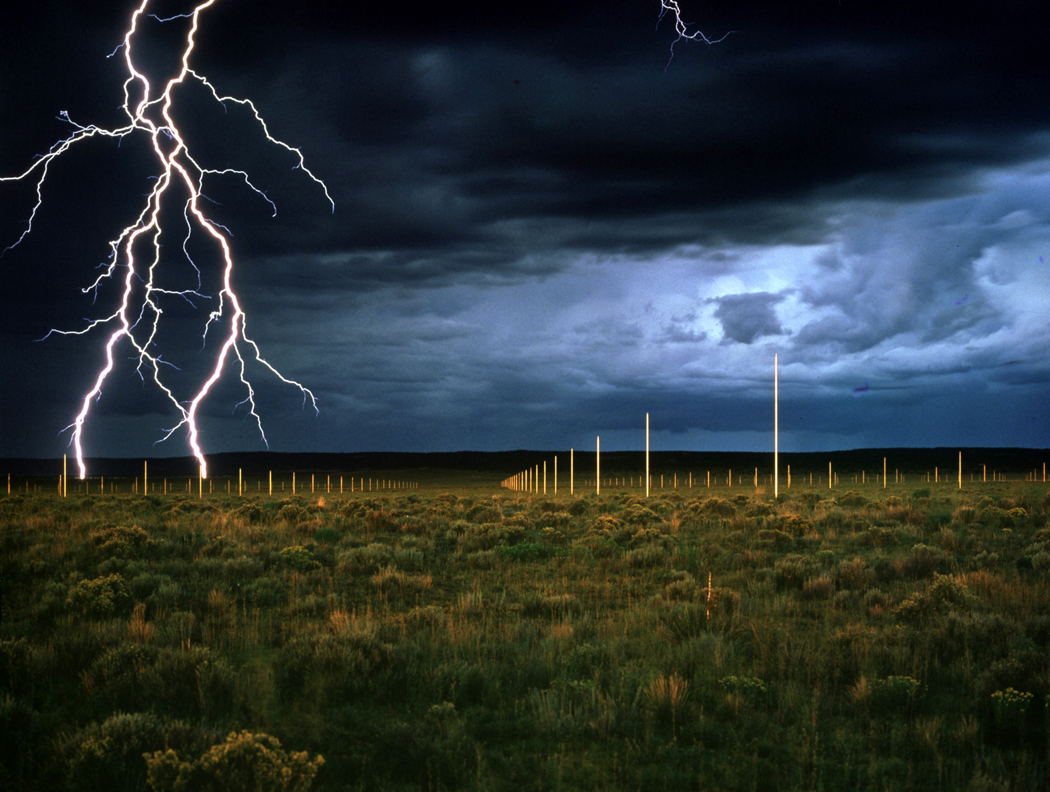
[2,448,1046,481]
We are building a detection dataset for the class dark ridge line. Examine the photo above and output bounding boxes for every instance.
[2,447,1047,479]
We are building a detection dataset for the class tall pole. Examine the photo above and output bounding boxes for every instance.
[646,413,650,498]
[774,353,779,499]
[63,454,67,498]
[570,449,574,495]
[596,436,600,495]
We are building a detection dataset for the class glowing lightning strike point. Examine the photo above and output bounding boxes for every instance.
[1,0,333,480]
[657,1,733,71]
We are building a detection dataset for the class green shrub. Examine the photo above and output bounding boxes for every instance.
[67,574,131,618]
[700,497,736,517]
[92,525,154,559]
[234,502,265,524]
[312,527,342,545]
[83,644,233,719]
[222,556,263,583]
[757,529,793,548]
[364,508,399,532]
[243,577,284,607]
[773,556,812,591]
[274,632,404,702]
[61,711,201,792]
[145,731,323,792]
[277,546,320,572]
[894,573,974,625]
[801,575,834,600]
[521,593,583,619]
[870,676,922,715]
[277,504,310,526]
[837,491,868,508]
[657,602,709,642]
[625,544,669,568]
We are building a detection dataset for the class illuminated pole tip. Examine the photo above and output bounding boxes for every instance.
[2,0,330,479]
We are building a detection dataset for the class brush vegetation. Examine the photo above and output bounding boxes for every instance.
[2,479,1049,790]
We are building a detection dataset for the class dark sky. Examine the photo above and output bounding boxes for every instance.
[1,0,1048,465]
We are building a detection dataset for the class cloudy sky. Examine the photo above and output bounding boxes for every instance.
[1,0,1048,462]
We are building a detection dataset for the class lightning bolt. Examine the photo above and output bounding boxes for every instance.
[1,0,332,480]
[657,1,732,71]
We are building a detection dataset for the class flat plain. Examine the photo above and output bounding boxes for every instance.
[2,465,1049,791]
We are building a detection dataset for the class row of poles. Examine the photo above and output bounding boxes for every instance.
[46,457,416,498]
[501,355,1046,496]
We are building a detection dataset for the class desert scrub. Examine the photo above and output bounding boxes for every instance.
[145,730,323,792]
[869,675,923,715]
[990,687,1033,718]
[274,632,406,702]
[90,524,155,559]
[893,573,974,625]
[719,675,769,716]
[521,592,583,619]
[66,573,131,618]
[773,555,814,591]
[277,546,321,572]
[625,544,670,568]
[59,711,205,792]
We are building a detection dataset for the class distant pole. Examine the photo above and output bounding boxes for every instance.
[958,452,962,490]
[646,413,650,498]
[774,353,779,498]
[144,460,148,497]
[554,456,558,494]
[884,457,887,489]
[596,436,600,495]
[570,449,574,494]
[63,454,67,498]
[543,461,547,495]
[239,468,243,497]
[829,461,832,490]
[269,470,272,496]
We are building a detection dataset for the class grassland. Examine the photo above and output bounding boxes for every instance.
[2,472,1049,791]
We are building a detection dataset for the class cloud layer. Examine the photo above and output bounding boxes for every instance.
[1,1,1048,459]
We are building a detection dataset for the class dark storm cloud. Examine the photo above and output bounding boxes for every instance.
[710,292,786,344]
[2,1,1049,459]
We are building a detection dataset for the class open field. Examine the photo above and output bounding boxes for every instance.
[2,464,1049,790]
